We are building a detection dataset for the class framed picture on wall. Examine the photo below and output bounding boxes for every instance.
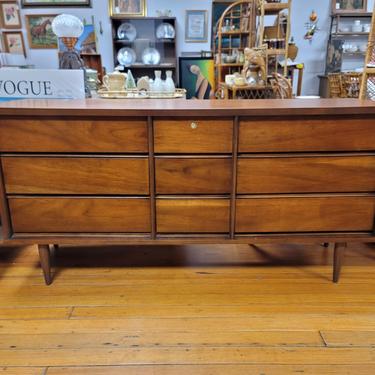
[179,56,215,99]
[2,31,26,56]
[21,0,91,7]
[185,10,208,43]
[109,0,146,17]
[25,14,58,49]
[326,39,344,73]
[332,0,367,13]
[0,1,21,29]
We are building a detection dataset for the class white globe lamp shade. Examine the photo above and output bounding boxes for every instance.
[52,14,84,38]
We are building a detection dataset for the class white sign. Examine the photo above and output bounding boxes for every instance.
[0,69,85,99]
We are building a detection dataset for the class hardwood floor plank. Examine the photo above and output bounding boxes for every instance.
[0,347,374,366]
[2,294,375,307]
[1,315,375,334]
[0,308,71,320]
[45,364,375,375]
[0,368,45,375]
[6,281,375,295]
[0,331,324,350]
[71,304,375,318]
[322,331,375,347]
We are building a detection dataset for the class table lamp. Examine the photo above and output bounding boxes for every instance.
[52,14,91,97]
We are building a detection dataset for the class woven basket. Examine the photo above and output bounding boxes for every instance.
[341,72,362,98]
[328,73,344,98]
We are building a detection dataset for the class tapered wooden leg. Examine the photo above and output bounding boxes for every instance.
[333,242,347,283]
[38,244,52,285]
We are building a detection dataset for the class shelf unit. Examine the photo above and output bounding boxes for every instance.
[258,0,291,77]
[214,0,258,88]
[111,16,177,81]
[325,12,372,74]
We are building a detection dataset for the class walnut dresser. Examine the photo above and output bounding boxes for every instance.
[0,99,375,285]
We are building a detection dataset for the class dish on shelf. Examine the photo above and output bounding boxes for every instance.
[117,22,137,41]
[142,48,161,65]
[117,47,136,66]
[338,26,351,33]
[156,23,175,39]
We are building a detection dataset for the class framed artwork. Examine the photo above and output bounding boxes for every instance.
[0,1,21,29]
[58,23,97,53]
[2,31,26,56]
[109,0,146,17]
[332,0,367,13]
[179,57,215,99]
[21,0,91,7]
[185,10,208,43]
[326,39,344,73]
[25,14,58,49]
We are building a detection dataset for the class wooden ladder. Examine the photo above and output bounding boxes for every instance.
[359,6,375,99]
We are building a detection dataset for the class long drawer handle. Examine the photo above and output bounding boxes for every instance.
[191,122,198,129]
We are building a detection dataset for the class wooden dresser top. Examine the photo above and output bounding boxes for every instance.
[1,98,375,117]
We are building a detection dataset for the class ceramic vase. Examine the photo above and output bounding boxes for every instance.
[153,70,163,92]
[165,70,175,93]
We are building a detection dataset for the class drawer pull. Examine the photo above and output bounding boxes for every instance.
[191,122,198,129]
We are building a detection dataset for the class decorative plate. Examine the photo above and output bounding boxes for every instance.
[156,23,175,39]
[142,48,161,65]
[117,47,136,67]
[117,23,137,42]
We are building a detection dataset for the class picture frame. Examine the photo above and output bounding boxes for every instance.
[2,31,26,56]
[179,56,215,99]
[185,10,208,43]
[332,0,367,13]
[21,0,91,7]
[326,39,344,74]
[0,1,22,29]
[109,0,146,18]
[25,14,58,49]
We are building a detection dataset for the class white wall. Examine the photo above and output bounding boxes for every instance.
[3,0,374,95]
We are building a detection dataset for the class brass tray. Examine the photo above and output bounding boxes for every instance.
[97,88,186,99]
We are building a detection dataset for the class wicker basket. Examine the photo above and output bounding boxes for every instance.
[328,73,344,98]
[341,72,362,98]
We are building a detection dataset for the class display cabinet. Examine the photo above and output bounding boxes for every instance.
[111,16,177,80]
[325,12,372,74]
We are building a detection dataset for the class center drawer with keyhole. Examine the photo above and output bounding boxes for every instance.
[154,118,233,153]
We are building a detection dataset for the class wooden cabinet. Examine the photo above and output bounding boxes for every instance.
[157,198,230,233]
[1,99,375,283]
[154,119,233,153]
[2,156,150,195]
[239,118,375,152]
[237,155,375,194]
[9,197,151,233]
[155,157,232,194]
[236,196,375,233]
[0,118,148,153]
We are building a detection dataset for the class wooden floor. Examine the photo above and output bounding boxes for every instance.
[0,243,375,374]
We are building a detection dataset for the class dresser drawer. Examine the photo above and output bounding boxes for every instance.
[239,118,375,152]
[157,198,230,233]
[0,119,148,153]
[237,156,375,194]
[2,156,149,195]
[156,158,232,194]
[154,119,233,153]
[236,196,375,233]
[9,197,151,233]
